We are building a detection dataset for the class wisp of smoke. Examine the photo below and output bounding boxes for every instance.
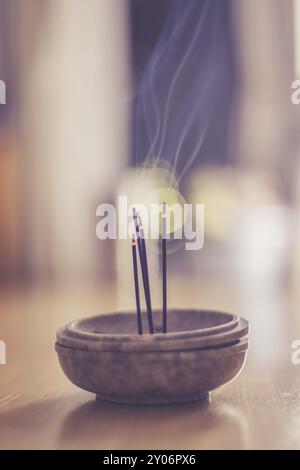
[134,0,230,182]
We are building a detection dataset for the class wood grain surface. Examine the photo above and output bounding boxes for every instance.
[1,276,300,449]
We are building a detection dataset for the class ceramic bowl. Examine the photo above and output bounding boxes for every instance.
[57,312,248,352]
[56,309,249,404]
[57,309,240,345]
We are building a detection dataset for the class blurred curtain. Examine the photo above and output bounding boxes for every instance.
[19,0,130,281]
[231,0,295,199]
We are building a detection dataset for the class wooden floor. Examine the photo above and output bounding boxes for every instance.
[1,276,300,449]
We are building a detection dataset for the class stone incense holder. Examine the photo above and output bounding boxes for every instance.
[56,309,249,404]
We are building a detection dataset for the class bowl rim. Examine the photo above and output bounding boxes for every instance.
[57,309,240,344]
[56,310,248,352]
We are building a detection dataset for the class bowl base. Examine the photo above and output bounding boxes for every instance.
[96,391,210,405]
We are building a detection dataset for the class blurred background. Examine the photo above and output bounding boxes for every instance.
[2,1,300,450]
[0,0,299,303]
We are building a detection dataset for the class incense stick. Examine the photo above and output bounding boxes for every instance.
[162,202,167,333]
[131,235,143,335]
[132,208,154,334]
[138,216,154,332]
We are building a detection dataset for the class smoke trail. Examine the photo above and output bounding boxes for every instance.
[173,1,223,181]
[155,0,210,163]
[141,2,182,162]
[144,1,197,168]
[135,1,192,167]
[134,0,230,181]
